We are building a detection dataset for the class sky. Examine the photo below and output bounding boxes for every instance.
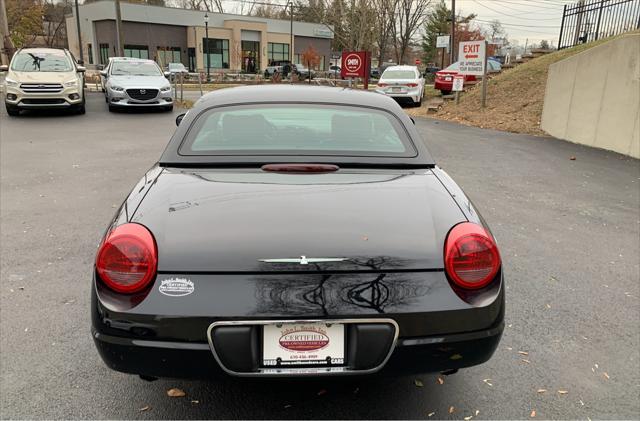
[444,0,575,47]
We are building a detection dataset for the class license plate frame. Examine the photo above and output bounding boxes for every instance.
[391,86,402,93]
[262,322,345,367]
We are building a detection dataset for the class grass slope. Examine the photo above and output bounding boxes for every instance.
[411,31,639,136]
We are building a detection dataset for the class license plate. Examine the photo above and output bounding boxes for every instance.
[391,87,402,93]
[445,76,452,81]
[262,322,345,366]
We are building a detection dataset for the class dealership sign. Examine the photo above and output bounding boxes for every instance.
[458,40,486,76]
[341,51,370,79]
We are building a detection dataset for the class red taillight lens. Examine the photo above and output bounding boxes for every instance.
[444,222,501,289]
[377,83,388,87]
[96,223,157,294]
[406,83,418,87]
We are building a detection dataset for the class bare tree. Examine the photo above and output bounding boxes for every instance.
[372,0,398,66]
[391,0,431,64]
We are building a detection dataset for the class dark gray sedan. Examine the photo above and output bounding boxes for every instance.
[92,85,504,379]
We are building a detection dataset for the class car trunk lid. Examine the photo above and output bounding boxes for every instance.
[131,168,466,273]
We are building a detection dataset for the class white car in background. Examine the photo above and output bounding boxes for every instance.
[101,58,173,112]
[375,65,425,106]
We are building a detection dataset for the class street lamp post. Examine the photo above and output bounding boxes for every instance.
[288,1,293,82]
[204,13,210,83]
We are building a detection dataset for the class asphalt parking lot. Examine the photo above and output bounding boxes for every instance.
[1,92,638,419]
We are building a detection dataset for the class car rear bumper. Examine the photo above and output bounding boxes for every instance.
[93,319,503,379]
[434,80,453,91]
[375,88,421,102]
[92,270,504,378]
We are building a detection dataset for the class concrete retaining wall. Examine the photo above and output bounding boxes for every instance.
[541,33,640,159]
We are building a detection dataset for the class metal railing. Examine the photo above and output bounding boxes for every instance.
[558,0,640,49]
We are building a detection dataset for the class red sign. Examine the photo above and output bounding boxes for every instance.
[341,51,370,79]
[415,59,421,65]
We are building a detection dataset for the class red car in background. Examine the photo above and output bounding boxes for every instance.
[434,62,476,95]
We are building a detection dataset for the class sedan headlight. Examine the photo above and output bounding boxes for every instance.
[110,86,124,92]
[160,86,171,92]
[5,77,18,87]
[64,79,78,87]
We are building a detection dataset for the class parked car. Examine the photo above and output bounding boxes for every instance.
[328,65,342,79]
[434,62,477,95]
[101,58,173,112]
[1,47,86,116]
[264,60,292,78]
[375,65,425,106]
[99,56,135,92]
[487,59,502,73]
[293,63,314,79]
[166,62,189,75]
[91,85,504,379]
[369,67,381,79]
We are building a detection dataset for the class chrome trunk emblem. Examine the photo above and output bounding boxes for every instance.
[259,256,346,265]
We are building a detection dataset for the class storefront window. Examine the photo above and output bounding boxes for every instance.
[267,43,289,63]
[124,45,149,59]
[157,47,181,67]
[99,43,109,65]
[87,44,93,65]
[203,38,229,69]
[241,41,260,73]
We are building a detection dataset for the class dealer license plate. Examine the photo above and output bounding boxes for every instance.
[262,323,345,366]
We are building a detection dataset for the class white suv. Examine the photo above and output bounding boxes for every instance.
[1,48,85,116]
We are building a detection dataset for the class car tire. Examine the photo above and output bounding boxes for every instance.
[108,104,116,113]
[5,104,19,116]
[75,99,86,115]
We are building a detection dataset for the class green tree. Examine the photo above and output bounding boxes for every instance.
[420,0,450,64]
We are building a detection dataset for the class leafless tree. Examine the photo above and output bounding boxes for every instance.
[391,0,431,64]
[372,0,398,66]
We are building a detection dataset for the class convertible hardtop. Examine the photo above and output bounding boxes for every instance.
[159,85,436,168]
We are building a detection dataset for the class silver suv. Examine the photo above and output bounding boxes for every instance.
[101,59,173,112]
[1,48,86,116]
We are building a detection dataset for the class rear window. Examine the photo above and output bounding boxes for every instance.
[382,70,416,79]
[179,104,416,157]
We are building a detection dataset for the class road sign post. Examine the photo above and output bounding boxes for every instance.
[436,35,450,69]
[457,40,488,108]
[452,75,464,105]
[341,51,371,90]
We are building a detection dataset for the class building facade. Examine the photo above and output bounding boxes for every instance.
[65,1,333,73]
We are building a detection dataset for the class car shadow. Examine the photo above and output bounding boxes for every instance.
[113,372,464,419]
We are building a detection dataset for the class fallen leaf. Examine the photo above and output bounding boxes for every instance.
[483,378,493,386]
[579,399,584,406]
[191,400,199,404]
[603,372,610,380]
[594,363,599,369]
[518,351,529,356]
[464,416,473,420]
[546,304,551,309]
[362,236,369,241]
[449,406,455,414]
[428,412,435,417]
[537,389,547,393]
[521,359,531,364]
[558,390,568,395]
[437,377,444,385]
[530,410,536,418]
[570,156,576,160]
[475,410,480,416]
[284,404,292,409]
[139,406,150,412]
[450,354,463,360]
[166,388,186,397]
[506,347,513,350]
[414,379,424,387]
[317,389,327,396]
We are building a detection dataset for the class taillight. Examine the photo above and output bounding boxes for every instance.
[377,83,388,87]
[96,223,157,294]
[406,83,418,87]
[444,222,501,289]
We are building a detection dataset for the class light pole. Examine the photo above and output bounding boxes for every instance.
[204,12,210,83]
[74,0,83,63]
[288,1,293,81]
